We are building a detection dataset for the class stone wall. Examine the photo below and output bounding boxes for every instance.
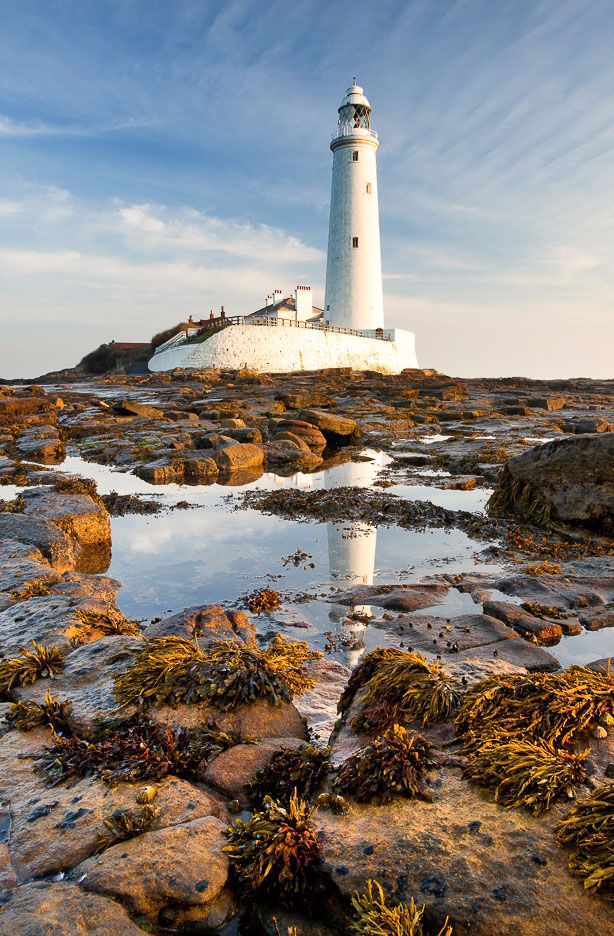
[148,325,418,374]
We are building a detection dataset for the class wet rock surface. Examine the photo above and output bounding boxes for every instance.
[0,373,612,935]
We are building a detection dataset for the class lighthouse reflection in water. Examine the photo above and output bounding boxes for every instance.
[268,452,383,666]
[326,455,381,667]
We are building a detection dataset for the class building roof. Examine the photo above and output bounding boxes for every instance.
[248,297,323,319]
[111,342,150,350]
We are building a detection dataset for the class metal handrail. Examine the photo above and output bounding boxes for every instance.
[152,314,392,355]
[331,126,378,143]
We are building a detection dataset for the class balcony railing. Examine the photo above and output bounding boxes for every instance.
[152,315,392,355]
[331,126,378,143]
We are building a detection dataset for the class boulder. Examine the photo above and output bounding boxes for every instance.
[135,452,219,485]
[14,426,65,464]
[13,635,141,734]
[151,697,308,743]
[21,489,111,558]
[568,416,612,434]
[488,434,614,534]
[0,515,75,572]
[328,583,449,613]
[0,537,60,597]
[0,724,223,878]
[76,816,233,930]
[316,768,609,936]
[215,442,264,475]
[0,575,126,658]
[297,409,362,444]
[268,419,327,452]
[115,399,165,419]
[144,604,256,645]
[525,396,566,411]
[0,395,51,422]
[0,882,150,935]
[266,440,323,473]
[203,736,305,798]
[483,600,563,645]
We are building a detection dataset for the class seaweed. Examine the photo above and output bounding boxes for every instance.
[97,803,161,851]
[114,634,318,710]
[523,561,562,576]
[334,725,435,804]
[6,689,72,733]
[488,474,552,527]
[0,642,65,695]
[315,791,350,815]
[461,734,588,814]
[557,783,614,895]
[10,580,55,601]
[248,744,331,804]
[351,880,453,936]
[455,666,614,750]
[243,587,282,613]
[340,649,461,734]
[36,716,239,786]
[75,609,142,637]
[224,791,320,905]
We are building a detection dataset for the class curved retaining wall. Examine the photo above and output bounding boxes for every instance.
[148,325,418,375]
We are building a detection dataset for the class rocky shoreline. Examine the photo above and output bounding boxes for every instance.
[0,368,612,935]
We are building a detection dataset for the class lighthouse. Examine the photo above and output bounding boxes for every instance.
[324,80,385,331]
[150,80,418,375]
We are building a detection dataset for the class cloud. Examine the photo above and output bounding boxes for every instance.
[117,202,324,264]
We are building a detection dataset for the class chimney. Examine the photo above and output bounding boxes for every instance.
[273,289,283,305]
[294,285,312,322]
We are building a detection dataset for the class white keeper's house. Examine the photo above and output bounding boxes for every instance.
[149,80,418,374]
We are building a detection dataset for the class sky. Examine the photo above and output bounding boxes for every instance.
[0,0,612,379]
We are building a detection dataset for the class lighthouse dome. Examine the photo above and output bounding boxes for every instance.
[339,79,371,110]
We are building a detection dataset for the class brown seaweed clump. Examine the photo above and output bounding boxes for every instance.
[557,783,614,895]
[455,667,614,750]
[0,642,65,695]
[243,587,282,613]
[351,879,453,936]
[248,743,331,805]
[114,634,319,710]
[487,473,552,527]
[224,791,321,905]
[97,803,161,851]
[75,609,142,637]
[36,716,239,787]
[454,667,613,813]
[339,648,461,735]
[334,724,435,805]
[6,690,72,733]
[461,735,588,814]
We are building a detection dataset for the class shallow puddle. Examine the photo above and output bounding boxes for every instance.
[46,454,502,669]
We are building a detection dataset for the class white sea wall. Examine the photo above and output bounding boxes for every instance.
[148,325,418,374]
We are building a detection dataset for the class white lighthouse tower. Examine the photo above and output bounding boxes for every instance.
[324,80,385,331]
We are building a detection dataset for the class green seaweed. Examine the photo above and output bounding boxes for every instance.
[114,634,319,710]
[334,724,434,804]
[557,782,614,895]
[339,649,461,734]
[248,743,331,804]
[6,689,72,733]
[0,642,65,695]
[224,791,321,905]
[351,879,453,936]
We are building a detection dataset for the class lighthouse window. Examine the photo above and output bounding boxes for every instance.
[352,237,359,248]
[352,151,359,161]
[366,182,372,193]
